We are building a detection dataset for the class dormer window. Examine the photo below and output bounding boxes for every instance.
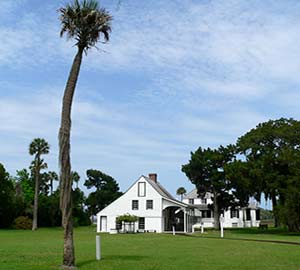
[138,182,146,197]
[189,199,194,204]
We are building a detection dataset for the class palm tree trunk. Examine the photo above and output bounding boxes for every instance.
[32,158,40,231]
[59,47,83,269]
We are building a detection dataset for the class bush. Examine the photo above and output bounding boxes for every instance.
[116,214,138,223]
[13,216,32,230]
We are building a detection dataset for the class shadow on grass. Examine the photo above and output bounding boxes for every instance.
[226,228,300,236]
[76,255,148,267]
[76,259,96,267]
[105,255,148,261]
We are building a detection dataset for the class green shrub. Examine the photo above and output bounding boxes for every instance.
[116,214,138,223]
[13,216,32,230]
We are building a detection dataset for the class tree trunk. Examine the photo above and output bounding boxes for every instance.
[50,179,53,195]
[32,158,40,231]
[59,47,83,269]
[213,192,220,230]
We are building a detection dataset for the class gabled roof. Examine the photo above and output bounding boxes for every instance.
[143,175,190,208]
[143,175,176,200]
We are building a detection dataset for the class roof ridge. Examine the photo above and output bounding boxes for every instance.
[144,175,176,200]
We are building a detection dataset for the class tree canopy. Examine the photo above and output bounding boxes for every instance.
[0,164,16,228]
[85,169,122,215]
[235,118,300,231]
[182,145,239,229]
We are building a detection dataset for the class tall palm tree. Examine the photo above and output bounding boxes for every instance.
[58,1,112,268]
[29,138,50,231]
[176,187,187,201]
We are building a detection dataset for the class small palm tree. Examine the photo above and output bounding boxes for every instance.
[58,1,112,268]
[29,138,50,231]
[48,171,59,194]
[176,187,187,201]
[71,171,80,189]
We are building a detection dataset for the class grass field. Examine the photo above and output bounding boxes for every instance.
[0,226,299,270]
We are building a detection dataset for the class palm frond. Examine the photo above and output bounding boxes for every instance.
[59,0,112,51]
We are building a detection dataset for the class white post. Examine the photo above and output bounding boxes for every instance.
[172,225,175,236]
[183,209,187,233]
[201,224,204,234]
[220,224,224,238]
[220,214,224,238]
[96,235,101,260]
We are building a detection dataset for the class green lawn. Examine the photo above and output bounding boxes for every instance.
[194,227,300,243]
[0,226,299,270]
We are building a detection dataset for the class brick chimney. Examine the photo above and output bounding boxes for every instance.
[148,173,157,183]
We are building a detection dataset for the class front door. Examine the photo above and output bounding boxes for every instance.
[100,216,107,232]
[138,217,145,230]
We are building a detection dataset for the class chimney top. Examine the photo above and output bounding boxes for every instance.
[148,173,157,183]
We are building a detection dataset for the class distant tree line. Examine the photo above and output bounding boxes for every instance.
[0,138,122,229]
[182,118,300,232]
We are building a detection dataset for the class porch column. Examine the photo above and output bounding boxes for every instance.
[184,209,187,233]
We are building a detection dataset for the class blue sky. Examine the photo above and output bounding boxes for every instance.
[0,0,300,206]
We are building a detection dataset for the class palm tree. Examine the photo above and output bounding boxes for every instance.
[48,171,59,195]
[176,187,187,201]
[71,171,80,189]
[58,1,112,268]
[29,138,50,231]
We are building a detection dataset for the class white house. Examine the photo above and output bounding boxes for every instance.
[182,189,260,228]
[97,174,195,233]
[97,173,260,233]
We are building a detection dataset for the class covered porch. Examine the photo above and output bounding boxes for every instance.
[162,198,195,233]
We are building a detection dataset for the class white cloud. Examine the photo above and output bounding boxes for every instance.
[1,0,300,195]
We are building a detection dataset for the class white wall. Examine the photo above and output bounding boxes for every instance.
[97,176,163,233]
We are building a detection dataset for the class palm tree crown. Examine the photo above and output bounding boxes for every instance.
[29,138,50,157]
[59,0,112,51]
[176,187,187,201]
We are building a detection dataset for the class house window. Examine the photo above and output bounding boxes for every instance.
[138,182,146,197]
[188,199,194,204]
[230,209,239,218]
[138,217,145,230]
[246,209,251,220]
[132,200,139,210]
[202,210,211,218]
[256,209,260,220]
[146,200,153,209]
[201,198,207,204]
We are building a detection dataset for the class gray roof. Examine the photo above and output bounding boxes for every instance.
[144,175,176,200]
[183,189,199,199]
[143,176,192,208]
[183,188,212,200]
